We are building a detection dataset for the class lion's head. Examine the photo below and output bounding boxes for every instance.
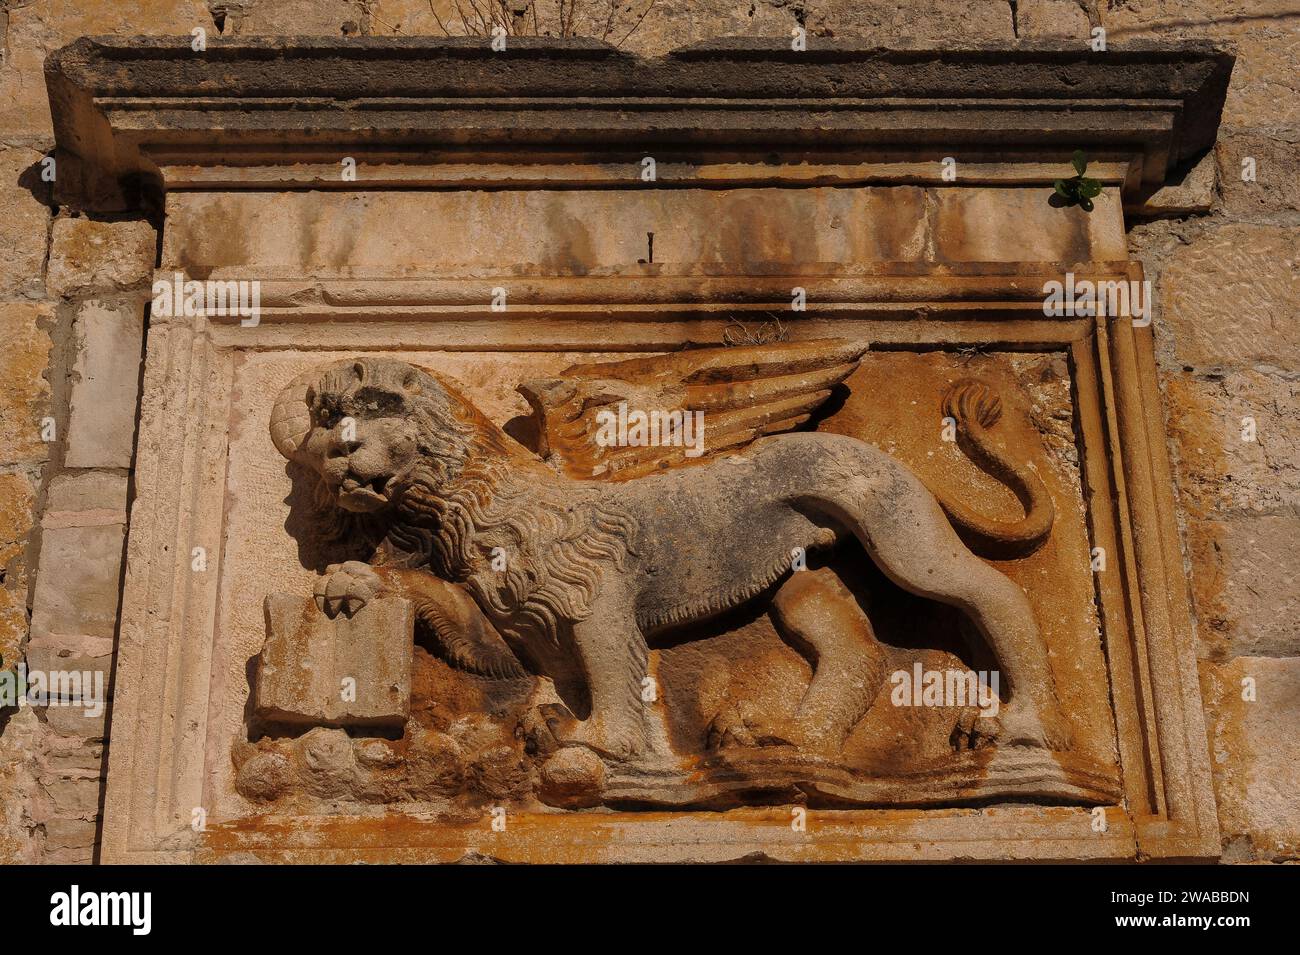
[269,358,497,515]
[272,357,642,652]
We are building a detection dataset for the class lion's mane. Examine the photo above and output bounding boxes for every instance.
[310,359,640,648]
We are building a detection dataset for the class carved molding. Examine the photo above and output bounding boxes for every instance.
[46,37,1232,208]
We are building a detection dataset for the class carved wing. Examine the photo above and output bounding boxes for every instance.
[517,339,868,481]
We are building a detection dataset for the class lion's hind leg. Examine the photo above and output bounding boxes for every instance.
[767,567,889,755]
[827,469,1072,751]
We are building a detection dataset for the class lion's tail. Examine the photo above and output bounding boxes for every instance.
[934,379,1055,559]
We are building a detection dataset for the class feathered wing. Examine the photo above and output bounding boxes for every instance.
[516,339,870,481]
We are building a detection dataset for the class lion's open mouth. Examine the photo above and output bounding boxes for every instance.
[338,474,393,512]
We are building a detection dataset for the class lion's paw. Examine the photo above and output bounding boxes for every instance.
[531,706,648,763]
[518,701,574,758]
[707,702,798,751]
[961,704,1074,752]
[555,715,646,763]
[949,708,1001,752]
[314,561,384,618]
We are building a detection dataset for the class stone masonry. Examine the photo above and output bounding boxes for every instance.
[0,0,1297,862]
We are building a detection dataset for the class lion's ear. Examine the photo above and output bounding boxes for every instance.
[352,361,366,384]
[401,368,422,394]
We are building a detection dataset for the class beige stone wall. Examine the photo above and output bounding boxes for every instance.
[0,0,1296,863]
[1106,2,1300,863]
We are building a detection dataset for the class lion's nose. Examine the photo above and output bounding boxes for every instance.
[326,435,361,459]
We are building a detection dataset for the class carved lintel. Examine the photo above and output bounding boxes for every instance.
[45,37,1233,211]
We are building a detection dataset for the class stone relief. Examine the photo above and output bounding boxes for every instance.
[233,342,1121,812]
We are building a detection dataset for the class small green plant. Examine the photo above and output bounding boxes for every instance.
[1053,149,1102,211]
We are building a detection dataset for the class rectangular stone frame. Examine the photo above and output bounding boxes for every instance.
[101,269,1214,863]
[44,37,1229,863]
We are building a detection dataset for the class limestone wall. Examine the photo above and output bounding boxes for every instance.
[0,0,1295,863]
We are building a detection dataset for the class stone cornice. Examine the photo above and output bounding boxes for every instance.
[45,36,1233,209]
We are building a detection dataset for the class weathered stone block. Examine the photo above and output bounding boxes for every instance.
[1219,27,1300,133]
[1227,26,1300,131]
[804,0,1013,45]
[1201,657,1300,861]
[1164,225,1300,369]
[41,700,108,741]
[64,300,144,469]
[1098,7,1299,132]
[255,595,413,730]
[162,186,929,277]
[0,145,53,299]
[402,0,1021,57]
[24,634,114,694]
[0,708,43,864]
[1137,150,1216,217]
[0,586,30,679]
[41,774,102,819]
[233,0,370,34]
[1186,513,1300,660]
[47,217,155,297]
[0,471,37,568]
[42,843,95,865]
[213,0,1026,57]
[42,817,97,860]
[45,738,104,774]
[25,472,128,688]
[1163,370,1300,516]
[1215,131,1300,217]
[931,186,1125,263]
[0,470,38,666]
[42,470,129,522]
[0,302,54,466]
[0,0,212,138]
[353,0,449,36]
[1014,0,1092,38]
[634,0,814,56]
[29,523,126,642]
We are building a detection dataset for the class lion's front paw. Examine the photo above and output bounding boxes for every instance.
[518,701,574,758]
[554,715,644,763]
[314,561,384,618]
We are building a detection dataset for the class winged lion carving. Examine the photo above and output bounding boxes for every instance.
[268,340,1068,765]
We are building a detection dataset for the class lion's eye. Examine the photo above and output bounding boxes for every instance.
[354,387,405,416]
